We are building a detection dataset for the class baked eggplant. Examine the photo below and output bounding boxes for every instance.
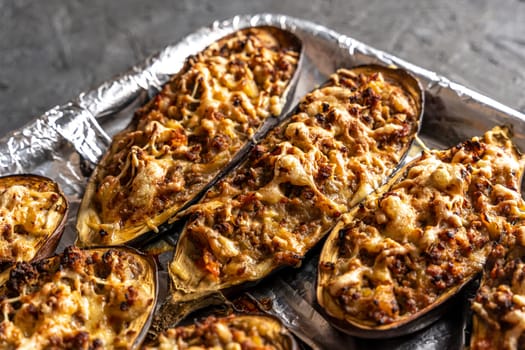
[317,126,525,338]
[0,174,68,264]
[470,227,525,350]
[164,66,423,322]
[76,26,302,247]
[0,246,158,349]
[143,314,298,350]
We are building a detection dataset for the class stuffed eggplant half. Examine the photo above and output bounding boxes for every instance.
[317,126,525,338]
[0,246,158,349]
[77,26,302,247]
[164,65,423,323]
[470,224,525,350]
[143,314,298,350]
[0,174,68,264]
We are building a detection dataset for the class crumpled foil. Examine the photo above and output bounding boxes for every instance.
[1,13,524,350]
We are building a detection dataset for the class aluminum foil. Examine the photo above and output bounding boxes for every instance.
[1,13,525,350]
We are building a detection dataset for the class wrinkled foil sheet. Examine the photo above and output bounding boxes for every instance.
[1,13,524,350]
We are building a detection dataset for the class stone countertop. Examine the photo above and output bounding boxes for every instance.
[1,0,524,138]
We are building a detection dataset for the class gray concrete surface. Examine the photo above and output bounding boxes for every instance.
[1,0,524,137]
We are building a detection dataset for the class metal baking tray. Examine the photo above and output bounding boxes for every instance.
[1,13,524,350]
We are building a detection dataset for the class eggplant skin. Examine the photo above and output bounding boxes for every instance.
[0,246,158,350]
[76,26,302,247]
[167,66,422,310]
[317,126,525,337]
[0,174,68,264]
[142,314,298,350]
[471,236,525,350]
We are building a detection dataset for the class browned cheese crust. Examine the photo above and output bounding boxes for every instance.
[142,315,293,350]
[0,175,67,263]
[77,27,300,246]
[0,247,156,349]
[169,67,420,300]
[317,127,525,329]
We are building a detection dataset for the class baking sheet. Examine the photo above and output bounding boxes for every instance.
[1,13,524,349]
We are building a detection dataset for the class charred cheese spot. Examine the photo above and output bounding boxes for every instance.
[0,247,156,349]
[78,27,300,246]
[170,67,420,300]
[319,127,525,328]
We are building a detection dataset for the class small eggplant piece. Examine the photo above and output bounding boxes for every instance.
[470,231,525,350]
[160,65,423,328]
[0,174,68,264]
[143,314,298,350]
[76,25,303,247]
[0,246,158,349]
[317,126,525,338]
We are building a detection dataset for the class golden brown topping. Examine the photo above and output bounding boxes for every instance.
[317,126,525,332]
[0,246,156,349]
[143,315,295,350]
[169,67,421,303]
[77,26,301,246]
[0,175,67,263]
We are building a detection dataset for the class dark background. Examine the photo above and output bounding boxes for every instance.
[1,0,524,137]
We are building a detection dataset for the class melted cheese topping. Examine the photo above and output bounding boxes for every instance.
[143,315,291,350]
[169,68,420,299]
[77,27,300,246]
[318,127,525,327]
[471,231,525,350]
[0,247,155,349]
[0,177,67,262]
